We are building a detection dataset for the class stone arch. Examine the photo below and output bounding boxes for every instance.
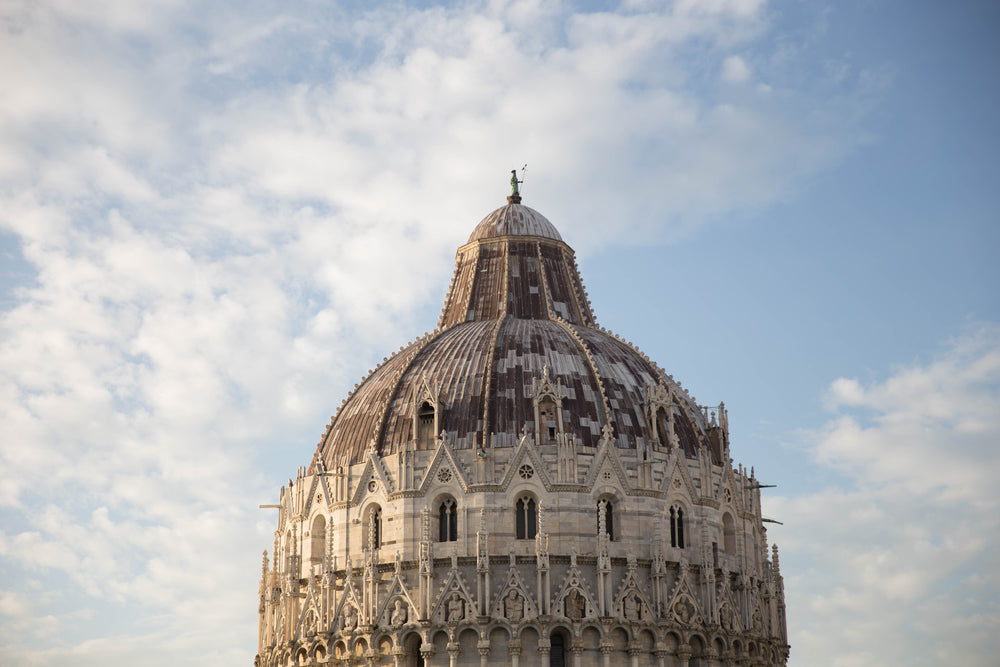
[458,627,480,662]
[513,492,538,540]
[351,636,369,661]
[412,378,441,450]
[608,626,630,662]
[432,493,459,543]
[722,511,736,554]
[400,631,424,667]
[687,633,708,667]
[549,625,572,667]
[712,635,727,662]
[635,628,657,667]
[312,642,326,662]
[332,640,348,661]
[519,626,540,658]
[294,646,308,665]
[431,628,450,661]
[594,490,621,542]
[488,625,512,665]
[361,502,383,551]
[666,498,691,550]
[309,514,326,565]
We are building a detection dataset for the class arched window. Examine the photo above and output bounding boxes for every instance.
[368,506,382,551]
[539,397,558,444]
[310,515,326,565]
[723,512,736,553]
[438,498,458,542]
[550,632,566,667]
[598,499,615,541]
[670,506,685,549]
[515,496,537,540]
[417,401,435,447]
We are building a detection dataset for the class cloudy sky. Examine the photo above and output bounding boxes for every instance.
[0,1,997,665]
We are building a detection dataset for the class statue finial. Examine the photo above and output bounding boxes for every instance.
[508,165,526,203]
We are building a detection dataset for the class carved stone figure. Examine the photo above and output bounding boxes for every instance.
[721,604,738,632]
[391,599,408,627]
[673,597,696,625]
[504,590,524,622]
[566,590,585,620]
[447,593,464,622]
[342,604,358,632]
[624,593,640,621]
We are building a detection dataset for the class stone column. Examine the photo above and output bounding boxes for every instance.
[447,641,460,667]
[676,645,692,667]
[600,644,613,667]
[477,639,491,667]
[571,642,585,667]
[509,640,522,667]
[419,646,435,667]
[628,644,641,667]
[654,647,669,667]
[539,644,551,667]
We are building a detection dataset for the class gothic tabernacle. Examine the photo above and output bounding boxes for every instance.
[256,184,789,666]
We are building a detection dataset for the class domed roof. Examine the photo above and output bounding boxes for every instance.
[313,197,714,468]
[467,201,563,243]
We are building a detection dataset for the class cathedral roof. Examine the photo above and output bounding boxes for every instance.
[314,195,713,468]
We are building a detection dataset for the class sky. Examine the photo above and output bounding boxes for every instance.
[0,1,997,665]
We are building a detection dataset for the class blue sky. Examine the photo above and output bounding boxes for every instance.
[0,1,997,665]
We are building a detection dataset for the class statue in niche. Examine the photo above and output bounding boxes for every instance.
[342,604,358,632]
[447,593,464,622]
[720,604,738,632]
[504,589,525,622]
[624,593,640,621]
[391,599,408,627]
[673,597,695,625]
[565,590,585,620]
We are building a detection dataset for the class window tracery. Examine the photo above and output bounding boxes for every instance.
[670,505,685,549]
[438,498,457,542]
[515,496,537,540]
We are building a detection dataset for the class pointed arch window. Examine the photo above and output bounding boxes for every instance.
[515,496,537,540]
[670,505,685,549]
[417,401,436,447]
[310,515,326,565]
[438,498,458,542]
[539,397,558,444]
[368,506,382,551]
[723,512,736,554]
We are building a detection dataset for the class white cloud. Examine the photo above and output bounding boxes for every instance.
[721,54,752,83]
[766,324,1000,666]
[0,1,881,664]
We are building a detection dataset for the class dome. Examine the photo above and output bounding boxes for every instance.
[314,198,716,469]
[467,201,563,243]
